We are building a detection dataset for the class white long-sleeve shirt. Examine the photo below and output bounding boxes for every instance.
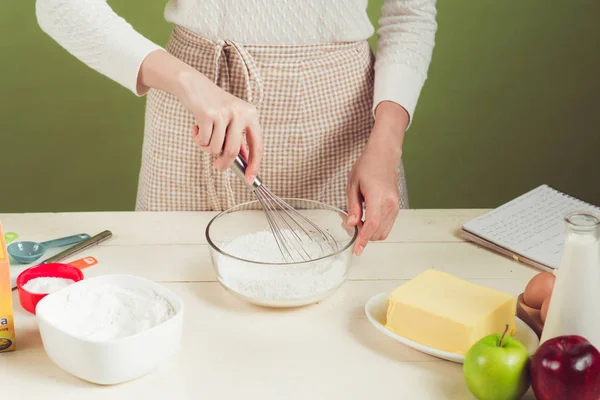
[35,0,437,120]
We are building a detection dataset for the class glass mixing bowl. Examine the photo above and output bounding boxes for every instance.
[206,198,358,308]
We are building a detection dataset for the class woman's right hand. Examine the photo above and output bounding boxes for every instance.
[138,50,263,184]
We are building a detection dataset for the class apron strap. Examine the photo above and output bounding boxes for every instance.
[214,39,264,106]
[209,39,264,210]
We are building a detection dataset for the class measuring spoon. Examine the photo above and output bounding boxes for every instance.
[8,233,91,264]
[10,231,111,290]
[4,232,18,244]
[41,230,112,264]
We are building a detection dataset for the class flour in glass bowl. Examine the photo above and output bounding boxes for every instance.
[45,283,175,341]
[216,230,349,302]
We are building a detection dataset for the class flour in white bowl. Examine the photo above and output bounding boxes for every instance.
[46,283,175,341]
[217,230,349,302]
[23,277,75,294]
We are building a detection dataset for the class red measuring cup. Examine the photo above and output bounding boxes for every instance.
[16,263,84,314]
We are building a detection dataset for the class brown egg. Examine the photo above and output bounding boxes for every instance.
[541,295,551,323]
[523,272,556,309]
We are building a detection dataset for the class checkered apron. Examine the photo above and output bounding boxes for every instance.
[136,26,409,211]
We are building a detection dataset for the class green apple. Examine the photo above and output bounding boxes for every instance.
[463,325,530,400]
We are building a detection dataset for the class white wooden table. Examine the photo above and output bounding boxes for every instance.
[0,210,539,399]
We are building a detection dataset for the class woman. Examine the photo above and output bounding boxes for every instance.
[36,0,437,255]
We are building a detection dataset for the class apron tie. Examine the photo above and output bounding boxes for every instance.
[208,39,264,210]
[213,39,264,106]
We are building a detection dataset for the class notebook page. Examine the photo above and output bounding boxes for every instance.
[463,185,600,269]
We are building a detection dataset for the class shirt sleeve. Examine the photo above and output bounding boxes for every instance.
[36,0,164,96]
[373,0,438,125]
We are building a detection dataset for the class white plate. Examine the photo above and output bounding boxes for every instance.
[365,292,540,364]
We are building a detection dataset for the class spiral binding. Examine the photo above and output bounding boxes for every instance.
[546,184,600,213]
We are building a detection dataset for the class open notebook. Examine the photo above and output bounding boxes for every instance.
[462,185,600,272]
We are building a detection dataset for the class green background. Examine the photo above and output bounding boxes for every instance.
[1,0,599,212]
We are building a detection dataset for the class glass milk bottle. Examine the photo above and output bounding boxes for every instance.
[540,212,600,348]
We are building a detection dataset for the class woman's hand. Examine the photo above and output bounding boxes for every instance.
[138,50,263,184]
[346,101,409,256]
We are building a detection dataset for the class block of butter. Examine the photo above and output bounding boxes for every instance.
[385,269,516,355]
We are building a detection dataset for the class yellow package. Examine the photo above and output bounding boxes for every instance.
[0,222,15,352]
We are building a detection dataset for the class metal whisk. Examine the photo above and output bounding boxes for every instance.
[231,155,339,262]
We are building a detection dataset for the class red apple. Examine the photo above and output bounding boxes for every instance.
[531,335,600,400]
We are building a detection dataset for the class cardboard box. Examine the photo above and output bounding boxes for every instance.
[0,222,16,352]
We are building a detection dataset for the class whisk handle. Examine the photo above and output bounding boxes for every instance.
[231,155,263,191]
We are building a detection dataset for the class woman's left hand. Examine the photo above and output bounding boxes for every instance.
[346,101,409,256]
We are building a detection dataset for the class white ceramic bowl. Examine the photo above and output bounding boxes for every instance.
[35,275,184,385]
[206,198,358,308]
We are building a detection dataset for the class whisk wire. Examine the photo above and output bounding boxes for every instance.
[231,155,340,263]
[254,185,338,263]
[254,187,308,262]
[275,195,338,250]
[254,188,297,262]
